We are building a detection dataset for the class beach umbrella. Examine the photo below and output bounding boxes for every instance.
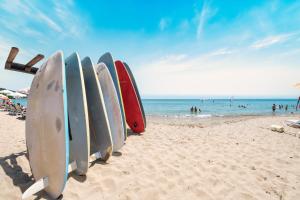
[0,94,9,100]
[0,89,14,95]
[17,87,30,95]
[10,92,27,98]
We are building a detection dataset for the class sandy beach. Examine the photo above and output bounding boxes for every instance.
[1,111,300,200]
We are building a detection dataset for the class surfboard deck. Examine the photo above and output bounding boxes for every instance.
[122,62,146,127]
[65,53,90,175]
[26,51,69,198]
[115,61,145,133]
[95,63,125,152]
[98,53,127,139]
[81,57,112,161]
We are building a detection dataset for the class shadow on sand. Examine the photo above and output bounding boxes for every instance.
[127,129,142,137]
[89,157,109,168]
[112,152,122,157]
[0,151,52,199]
[68,171,87,183]
[16,116,26,121]
[0,129,141,198]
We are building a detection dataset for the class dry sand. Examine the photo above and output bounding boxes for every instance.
[0,110,300,200]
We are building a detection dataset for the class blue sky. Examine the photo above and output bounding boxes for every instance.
[0,0,299,98]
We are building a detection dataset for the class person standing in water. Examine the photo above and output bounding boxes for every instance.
[272,104,276,112]
[190,106,194,112]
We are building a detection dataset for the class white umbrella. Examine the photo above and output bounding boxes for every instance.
[10,92,27,98]
[0,94,9,100]
[17,87,30,95]
[0,89,14,95]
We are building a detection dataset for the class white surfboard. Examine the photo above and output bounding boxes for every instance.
[98,53,127,140]
[95,63,125,152]
[25,51,69,199]
[65,53,90,175]
[81,57,113,161]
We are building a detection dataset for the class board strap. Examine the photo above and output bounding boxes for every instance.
[22,177,48,199]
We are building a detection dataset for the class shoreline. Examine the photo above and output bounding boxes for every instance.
[147,113,300,127]
[146,112,300,118]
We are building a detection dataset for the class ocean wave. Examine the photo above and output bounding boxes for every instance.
[195,114,212,118]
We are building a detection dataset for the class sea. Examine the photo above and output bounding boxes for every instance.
[13,98,300,118]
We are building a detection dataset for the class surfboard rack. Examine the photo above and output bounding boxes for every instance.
[22,161,78,199]
[22,177,49,199]
[90,151,102,162]
[68,161,78,173]
[5,47,44,75]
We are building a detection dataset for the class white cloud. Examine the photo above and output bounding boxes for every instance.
[250,33,294,49]
[209,48,233,56]
[0,0,62,33]
[178,20,190,33]
[65,0,74,6]
[22,28,44,38]
[0,0,88,40]
[195,1,217,40]
[0,0,31,14]
[36,11,62,33]
[53,1,88,38]
[159,18,171,31]
[0,38,35,90]
[161,54,187,62]
[135,50,300,97]
[0,39,11,53]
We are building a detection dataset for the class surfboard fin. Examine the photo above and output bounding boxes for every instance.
[68,161,77,173]
[89,151,102,162]
[4,47,44,75]
[22,177,48,199]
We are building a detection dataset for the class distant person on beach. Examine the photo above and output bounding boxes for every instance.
[194,106,198,112]
[297,96,300,111]
[285,105,288,111]
[272,104,276,112]
[199,108,201,112]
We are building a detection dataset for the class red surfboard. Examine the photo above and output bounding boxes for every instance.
[115,60,145,133]
[123,62,146,128]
